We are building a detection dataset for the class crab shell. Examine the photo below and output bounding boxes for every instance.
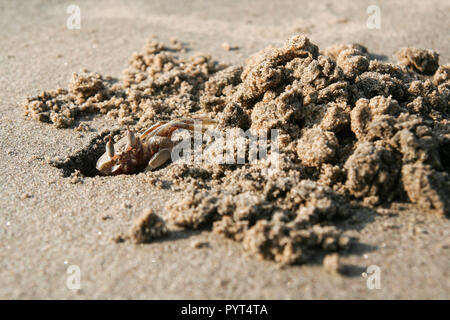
[96,135,152,175]
[96,118,215,175]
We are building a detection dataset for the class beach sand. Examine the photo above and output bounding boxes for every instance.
[1,0,449,299]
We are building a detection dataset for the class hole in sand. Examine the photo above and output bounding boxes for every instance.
[439,139,450,173]
[50,130,121,177]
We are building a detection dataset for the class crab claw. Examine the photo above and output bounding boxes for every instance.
[126,126,136,148]
[147,149,172,170]
[106,135,115,158]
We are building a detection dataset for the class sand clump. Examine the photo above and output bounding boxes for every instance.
[191,239,210,249]
[22,35,450,266]
[118,208,169,244]
[396,47,440,75]
[23,39,225,129]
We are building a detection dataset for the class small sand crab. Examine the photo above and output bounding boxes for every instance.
[96,118,215,175]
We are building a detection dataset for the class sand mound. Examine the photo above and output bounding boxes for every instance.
[22,35,450,265]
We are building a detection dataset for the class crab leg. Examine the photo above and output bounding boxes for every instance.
[150,118,216,139]
[140,121,168,140]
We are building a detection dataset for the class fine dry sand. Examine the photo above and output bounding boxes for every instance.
[1,0,449,299]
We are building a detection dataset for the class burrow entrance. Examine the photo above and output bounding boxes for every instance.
[50,129,121,177]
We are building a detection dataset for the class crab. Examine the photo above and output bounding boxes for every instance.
[96,118,215,175]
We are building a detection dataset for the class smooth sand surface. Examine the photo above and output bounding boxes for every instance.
[1,0,449,299]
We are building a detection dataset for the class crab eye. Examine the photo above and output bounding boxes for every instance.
[126,127,136,148]
[106,135,115,158]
